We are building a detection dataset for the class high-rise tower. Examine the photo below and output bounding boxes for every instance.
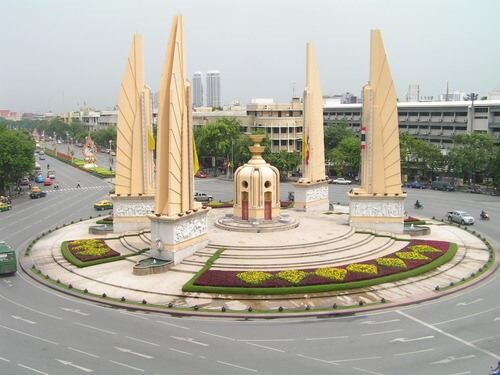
[192,71,203,107]
[206,70,221,107]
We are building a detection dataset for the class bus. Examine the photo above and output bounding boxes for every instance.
[0,241,17,275]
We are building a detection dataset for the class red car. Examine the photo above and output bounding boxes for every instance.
[44,178,52,186]
[195,171,207,178]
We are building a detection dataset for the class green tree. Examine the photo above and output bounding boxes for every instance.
[327,135,360,177]
[265,150,302,181]
[488,146,500,189]
[324,120,353,153]
[91,127,117,149]
[194,118,241,175]
[447,133,495,184]
[0,126,35,195]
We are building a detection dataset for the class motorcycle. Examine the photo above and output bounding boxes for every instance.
[414,202,423,209]
[288,192,295,202]
[480,212,490,220]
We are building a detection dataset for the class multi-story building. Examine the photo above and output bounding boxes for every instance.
[244,98,303,153]
[323,99,500,148]
[206,70,221,108]
[406,84,420,102]
[192,72,203,107]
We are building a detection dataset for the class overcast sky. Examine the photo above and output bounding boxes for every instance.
[2,0,500,114]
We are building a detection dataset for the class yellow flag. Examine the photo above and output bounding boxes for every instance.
[148,129,155,151]
[193,136,200,174]
[302,130,309,165]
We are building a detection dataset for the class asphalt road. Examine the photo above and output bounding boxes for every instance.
[0,159,499,375]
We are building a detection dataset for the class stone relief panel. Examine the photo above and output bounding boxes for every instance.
[305,185,328,202]
[351,200,404,217]
[174,216,208,243]
[114,200,155,217]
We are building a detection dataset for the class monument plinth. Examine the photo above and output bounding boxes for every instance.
[147,208,209,264]
[112,194,155,233]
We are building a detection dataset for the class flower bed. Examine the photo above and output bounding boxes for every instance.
[67,239,120,262]
[188,239,452,292]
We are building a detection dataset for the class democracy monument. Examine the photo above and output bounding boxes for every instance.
[106,15,408,268]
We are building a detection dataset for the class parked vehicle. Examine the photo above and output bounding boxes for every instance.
[194,192,213,202]
[0,241,17,275]
[431,181,455,191]
[20,177,30,185]
[446,210,474,225]
[332,177,352,185]
[94,200,113,210]
[406,181,427,189]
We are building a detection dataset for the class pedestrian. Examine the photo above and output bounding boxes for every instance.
[76,181,81,188]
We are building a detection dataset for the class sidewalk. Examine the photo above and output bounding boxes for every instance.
[20,209,498,317]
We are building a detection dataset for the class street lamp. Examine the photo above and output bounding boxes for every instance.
[109,140,113,170]
[467,92,478,132]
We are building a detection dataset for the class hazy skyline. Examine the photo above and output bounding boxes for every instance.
[2,0,500,115]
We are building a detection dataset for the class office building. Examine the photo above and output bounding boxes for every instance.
[192,72,204,107]
[206,70,221,108]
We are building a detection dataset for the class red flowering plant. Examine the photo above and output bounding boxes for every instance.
[190,239,452,291]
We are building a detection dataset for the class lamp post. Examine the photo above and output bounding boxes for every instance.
[109,140,113,170]
[468,92,478,132]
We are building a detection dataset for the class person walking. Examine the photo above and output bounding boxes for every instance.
[76,181,81,188]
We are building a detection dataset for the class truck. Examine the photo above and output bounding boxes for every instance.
[446,210,475,225]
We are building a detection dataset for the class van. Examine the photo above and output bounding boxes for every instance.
[431,181,455,191]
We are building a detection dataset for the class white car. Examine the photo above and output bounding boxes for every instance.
[332,177,352,185]
[194,192,213,202]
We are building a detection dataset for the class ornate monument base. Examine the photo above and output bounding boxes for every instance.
[111,194,155,233]
[292,181,329,212]
[348,192,406,234]
[147,208,210,265]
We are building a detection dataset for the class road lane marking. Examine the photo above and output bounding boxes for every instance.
[17,364,49,374]
[394,348,435,356]
[200,331,235,340]
[456,298,483,306]
[126,336,160,346]
[0,293,62,320]
[296,353,339,365]
[171,336,209,346]
[74,322,116,335]
[109,360,145,372]
[217,360,258,372]
[56,359,93,372]
[60,307,89,316]
[0,356,10,362]
[157,320,189,329]
[391,335,434,342]
[169,347,193,355]
[11,315,36,324]
[68,347,100,358]
[114,347,154,359]
[352,367,384,375]
[0,324,58,345]
[433,305,500,325]
[305,335,349,341]
[362,329,403,336]
[431,355,475,364]
[246,342,285,352]
[396,310,499,359]
[360,319,400,325]
[330,356,381,364]
[239,338,293,342]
